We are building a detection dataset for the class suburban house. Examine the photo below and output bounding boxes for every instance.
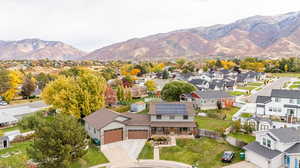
[180,90,235,110]
[256,89,300,123]
[244,127,300,168]
[83,102,197,145]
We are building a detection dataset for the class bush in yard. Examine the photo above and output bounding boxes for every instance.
[28,114,88,168]
[242,123,253,134]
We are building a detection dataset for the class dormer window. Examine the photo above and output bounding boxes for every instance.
[267,139,271,148]
[156,115,162,120]
[263,138,266,146]
[183,115,189,120]
[297,99,300,105]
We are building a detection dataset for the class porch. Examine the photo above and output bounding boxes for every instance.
[151,127,195,135]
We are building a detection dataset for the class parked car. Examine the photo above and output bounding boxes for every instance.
[221,151,234,163]
[0,101,8,106]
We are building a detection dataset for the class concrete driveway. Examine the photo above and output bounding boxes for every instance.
[223,161,258,168]
[101,139,146,165]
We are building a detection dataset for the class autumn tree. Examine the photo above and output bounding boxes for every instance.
[161,81,196,101]
[2,70,23,102]
[0,69,10,95]
[145,80,157,92]
[28,114,88,168]
[21,75,36,98]
[35,73,56,90]
[42,70,107,118]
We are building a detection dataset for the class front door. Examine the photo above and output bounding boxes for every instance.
[3,140,7,148]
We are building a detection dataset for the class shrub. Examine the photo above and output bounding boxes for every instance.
[11,134,35,143]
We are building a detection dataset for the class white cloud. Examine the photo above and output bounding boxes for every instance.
[0,0,299,51]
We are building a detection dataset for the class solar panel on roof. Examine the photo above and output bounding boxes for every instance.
[155,104,187,115]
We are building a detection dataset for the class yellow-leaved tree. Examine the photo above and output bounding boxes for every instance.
[42,70,107,118]
[2,70,23,102]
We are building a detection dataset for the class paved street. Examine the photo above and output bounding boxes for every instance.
[246,77,293,103]
[0,100,47,110]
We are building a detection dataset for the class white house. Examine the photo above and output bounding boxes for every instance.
[244,127,300,168]
[256,89,300,123]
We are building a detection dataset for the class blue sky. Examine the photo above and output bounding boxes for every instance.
[0,0,299,51]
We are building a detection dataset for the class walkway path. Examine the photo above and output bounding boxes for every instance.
[154,146,160,160]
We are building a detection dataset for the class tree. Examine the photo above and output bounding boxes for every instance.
[27,114,88,168]
[18,111,45,131]
[21,75,36,98]
[145,80,157,92]
[2,70,23,102]
[0,69,10,95]
[176,58,186,69]
[35,73,56,90]
[116,85,125,102]
[216,59,222,68]
[161,81,196,101]
[42,70,107,118]
[162,70,169,79]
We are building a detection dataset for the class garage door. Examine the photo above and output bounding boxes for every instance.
[104,128,123,144]
[245,150,268,168]
[128,130,149,139]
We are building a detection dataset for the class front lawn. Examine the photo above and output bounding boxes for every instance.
[195,117,233,132]
[240,113,253,118]
[228,91,246,96]
[228,133,255,143]
[138,142,153,159]
[289,84,300,89]
[160,138,243,168]
[247,82,263,87]
[70,145,108,168]
[237,86,257,91]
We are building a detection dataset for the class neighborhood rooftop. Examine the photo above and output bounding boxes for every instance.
[194,90,232,99]
[269,127,300,143]
[149,102,194,115]
[243,141,282,159]
[271,89,300,99]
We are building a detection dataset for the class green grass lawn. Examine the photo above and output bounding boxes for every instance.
[247,82,263,87]
[160,138,243,168]
[237,86,257,91]
[272,73,300,78]
[138,142,154,159]
[240,113,253,118]
[228,133,255,143]
[197,107,239,121]
[228,91,246,96]
[195,117,233,132]
[289,84,300,89]
[294,81,300,84]
[70,145,108,168]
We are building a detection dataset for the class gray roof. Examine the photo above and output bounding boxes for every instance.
[269,127,300,143]
[271,89,300,99]
[285,143,300,154]
[256,96,272,104]
[284,104,300,108]
[243,141,282,159]
[149,102,194,116]
[195,90,232,99]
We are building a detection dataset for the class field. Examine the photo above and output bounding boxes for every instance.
[160,138,243,168]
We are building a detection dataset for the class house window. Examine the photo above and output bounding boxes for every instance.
[183,115,189,120]
[94,128,96,134]
[275,98,280,102]
[289,99,294,104]
[269,107,272,112]
[263,138,266,146]
[156,115,162,120]
[297,99,300,105]
[169,116,175,120]
[267,139,271,148]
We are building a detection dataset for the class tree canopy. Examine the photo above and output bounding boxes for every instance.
[42,69,107,118]
[27,114,88,168]
[161,81,196,101]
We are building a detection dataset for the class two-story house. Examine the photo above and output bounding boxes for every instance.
[256,89,300,123]
[83,102,196,145]
[244,127,300,168]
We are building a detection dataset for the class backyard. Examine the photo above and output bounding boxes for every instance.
[228,132,255,143]
[160,138,243,168]
[195,117,233,132]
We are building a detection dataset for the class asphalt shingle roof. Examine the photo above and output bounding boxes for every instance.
[269,127,300,143]
[271,89,300,99]
[285,143,300,154]
[195,90,232,99]
[256,96,272,104]
[243,141,281,159]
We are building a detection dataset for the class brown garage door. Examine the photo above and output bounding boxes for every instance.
[104,128,123,144]
[128,130,149,139]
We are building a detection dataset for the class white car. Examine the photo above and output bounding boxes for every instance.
[0,101,8,106]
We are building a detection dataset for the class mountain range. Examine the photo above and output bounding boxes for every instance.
[0,39,85,60]
[2,11,300,61]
